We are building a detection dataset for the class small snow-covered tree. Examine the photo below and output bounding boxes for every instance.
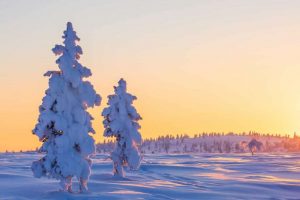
[31,22,101,192]
[248,138,263,155]
[102,79,142,177]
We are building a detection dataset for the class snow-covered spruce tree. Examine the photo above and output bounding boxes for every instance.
[31,22,101,193]
[102,79,142,177]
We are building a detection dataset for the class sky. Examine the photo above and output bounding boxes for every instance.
[0,0,300,151]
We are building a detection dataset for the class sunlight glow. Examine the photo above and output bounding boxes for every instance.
[1,1,300,151]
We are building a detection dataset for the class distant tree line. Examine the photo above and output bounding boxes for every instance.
[96,131,300,154]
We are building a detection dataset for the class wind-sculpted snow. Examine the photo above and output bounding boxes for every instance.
[1,153,300,199]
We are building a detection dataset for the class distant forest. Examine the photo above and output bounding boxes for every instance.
[97,132,300,154]
[5,132,300,154]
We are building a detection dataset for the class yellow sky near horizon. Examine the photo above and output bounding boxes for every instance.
[0,1,300,151]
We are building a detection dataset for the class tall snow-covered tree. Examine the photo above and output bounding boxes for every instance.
[102,79,142,177]
[31,22,101,193]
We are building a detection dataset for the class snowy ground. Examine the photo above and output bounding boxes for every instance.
[0,153,300,200]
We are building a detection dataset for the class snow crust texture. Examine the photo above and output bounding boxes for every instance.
[1,152,300,200]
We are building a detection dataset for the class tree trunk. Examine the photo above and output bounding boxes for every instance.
[79,177,88,193]
[113,160,124,178]
[60,176,73,193]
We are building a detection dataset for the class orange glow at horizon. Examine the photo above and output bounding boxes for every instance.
[1,1,300,152]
